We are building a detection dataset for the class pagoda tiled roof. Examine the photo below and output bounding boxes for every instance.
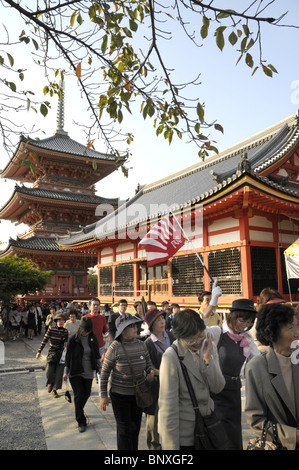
[56,111,299,247]
[12,184,119,206]
[5,236,66,252]
[19,133,115,161]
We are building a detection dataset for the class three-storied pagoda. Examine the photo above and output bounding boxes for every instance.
[0,91,120,301]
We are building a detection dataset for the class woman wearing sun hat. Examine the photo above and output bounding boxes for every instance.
[211,298,260,450]
[99,312,155,450]
[144,308,175,450]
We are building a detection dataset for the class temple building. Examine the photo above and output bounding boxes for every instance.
[58,112,299,309]
[0,91,120,301]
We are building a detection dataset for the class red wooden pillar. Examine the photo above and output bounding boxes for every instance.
[97,249,101,299]
[168,259,173,299]
[239,205,252,298]
[203,218,210,290]
[273,214,283,294]
[112,246,116,302]
[133,243,139,297]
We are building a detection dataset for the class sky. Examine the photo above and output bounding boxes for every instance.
[1,1,299,245]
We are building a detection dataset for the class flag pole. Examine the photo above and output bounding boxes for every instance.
[169,208,214,284]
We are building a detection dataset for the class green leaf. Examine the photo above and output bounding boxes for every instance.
[7,81,16,92]
[40,103,48,117]
[32,39,39,51]
[240,37,248,53]
[118,109,123,123]
[245,53,254,68]
[262,65,273,77]
[201,25,208,39]
[196,102,204,123]
[228,31,238,46]
[101,34,108,54]
[268,64,278,74]
[217,10,236,19]
[215,27,226,51]
[129,19,138,32]
[7,53,14,67]
[77,12,83,25]
[202,16,210,28]
[243,24,250,37]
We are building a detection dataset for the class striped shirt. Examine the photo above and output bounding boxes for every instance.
[38,326,68,353]
[100,338,153,397]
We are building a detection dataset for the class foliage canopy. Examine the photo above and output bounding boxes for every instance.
[0,0,296,172]
[0,255,51,303]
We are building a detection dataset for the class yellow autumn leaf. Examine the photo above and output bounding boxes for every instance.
[76,63,82,79]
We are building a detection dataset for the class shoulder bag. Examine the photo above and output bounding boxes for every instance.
[172,344,228,450]
[121,342,153,409]
[247,421,287,450]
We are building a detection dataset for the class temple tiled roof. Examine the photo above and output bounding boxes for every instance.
[58,111,299,247]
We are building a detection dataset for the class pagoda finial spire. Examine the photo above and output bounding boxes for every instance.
[55,81,68,136]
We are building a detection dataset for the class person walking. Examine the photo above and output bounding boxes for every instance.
[10,306,21,340]
[100,313,155,450]
[45,306,56,332]
[107,299,128,342]
[211,299,259,450]
[165,303,180,332]
[245,303,299,450]
[65,310,80,338]
[158,309,225,450]
[84,298,108,360]
[63,316,101,432]
[36,313,68,398]
[27,303,37,340]
[144,308,175,450]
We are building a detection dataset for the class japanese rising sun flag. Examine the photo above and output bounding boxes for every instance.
[139,214,186,266]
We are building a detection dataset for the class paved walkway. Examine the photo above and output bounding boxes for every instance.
[1,329,255,451]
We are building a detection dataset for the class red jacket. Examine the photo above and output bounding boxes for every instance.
[83,313,108,348]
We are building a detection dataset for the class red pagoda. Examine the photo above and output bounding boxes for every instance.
[0,89,120,301]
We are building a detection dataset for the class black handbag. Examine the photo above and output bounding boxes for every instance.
[247,421,287,450]
[172,344,228,450]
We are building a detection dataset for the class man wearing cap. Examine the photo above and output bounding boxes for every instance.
[211,298,260,450]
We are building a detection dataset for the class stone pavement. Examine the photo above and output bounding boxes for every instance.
[1,328,255,451]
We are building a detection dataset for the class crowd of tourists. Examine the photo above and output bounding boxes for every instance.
[1,287,299,451]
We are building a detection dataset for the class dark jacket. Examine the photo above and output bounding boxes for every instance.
[65,332,100,377]
[145,331,175,369]
[144,331,175,415]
